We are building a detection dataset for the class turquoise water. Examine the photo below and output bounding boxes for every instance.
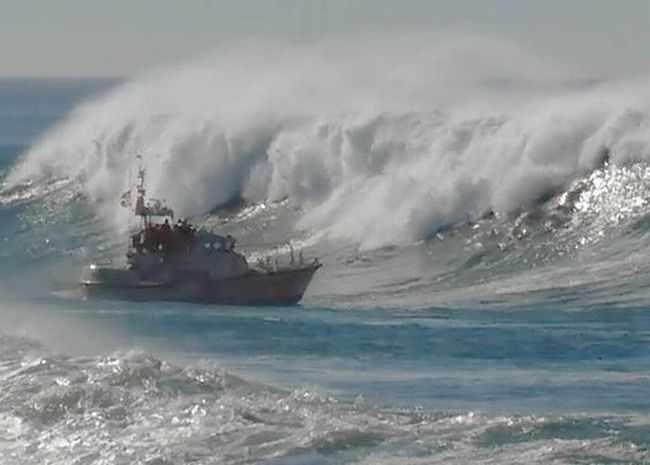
[1,78,650,464]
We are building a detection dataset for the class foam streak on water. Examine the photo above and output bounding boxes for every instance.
[1,334,649,465]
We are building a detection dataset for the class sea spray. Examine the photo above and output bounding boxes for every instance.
[6,39,650,249]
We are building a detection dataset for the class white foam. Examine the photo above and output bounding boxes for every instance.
[2,334,649,465]
[6,38,650,248]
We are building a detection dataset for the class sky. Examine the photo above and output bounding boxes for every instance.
[0,0,648,78]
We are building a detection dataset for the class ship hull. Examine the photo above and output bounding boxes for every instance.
[80,265,320,305]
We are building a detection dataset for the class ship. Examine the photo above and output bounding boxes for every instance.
[81,164,321,305]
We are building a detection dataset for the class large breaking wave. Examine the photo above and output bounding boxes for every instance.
[6,38,650,249]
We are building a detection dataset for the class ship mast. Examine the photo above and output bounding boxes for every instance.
[121,155,174,229]
[134,165,149,227]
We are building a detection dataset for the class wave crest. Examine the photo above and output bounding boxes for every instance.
[7,40,650,248]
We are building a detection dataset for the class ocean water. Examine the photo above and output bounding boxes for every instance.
[2,44,650,464]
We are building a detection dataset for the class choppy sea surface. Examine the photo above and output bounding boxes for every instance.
[1,62,650,464]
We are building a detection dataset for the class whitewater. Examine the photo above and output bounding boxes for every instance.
[1,39,650,464]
